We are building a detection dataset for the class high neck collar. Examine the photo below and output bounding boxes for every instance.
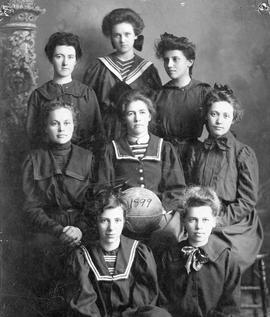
[49,141,71,153]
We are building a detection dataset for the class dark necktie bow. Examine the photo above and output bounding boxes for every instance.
[181,246,209,274]
[203,137,229,151]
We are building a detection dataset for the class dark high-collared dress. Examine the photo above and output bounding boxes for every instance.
[97,134,185,213]
[185,131,263,271]
[27,80,103,149]
[22,143,94,238]
[159,236,241,317]
[66,235,171,317]
[152,79,211,163]
[22,142,95,295]
[83,54,162,116]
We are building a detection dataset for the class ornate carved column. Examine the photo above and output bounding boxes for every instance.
[0,0,45,141]
[0,0,45,233]
[0,2,45,312]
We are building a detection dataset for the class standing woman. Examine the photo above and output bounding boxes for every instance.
[185,84,263,271]
[97,90,186,249]
[65,189,171,317]
[83,8,162,118]
[27,32,103,150]
[154,33,210,164]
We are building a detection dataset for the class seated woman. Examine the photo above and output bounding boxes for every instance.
[22,101,95,292]
[185,84,263,271]
[97,90,186,250]
[65,189,171,317]
[27,32,103,150]
[159,186,241,317]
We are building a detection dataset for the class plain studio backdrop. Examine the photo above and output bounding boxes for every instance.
[0,1,269,315]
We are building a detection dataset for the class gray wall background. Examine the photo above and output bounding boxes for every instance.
[35,0,270,241]
[0,1,269,314]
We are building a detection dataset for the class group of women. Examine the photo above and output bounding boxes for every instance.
[22,6,263,317]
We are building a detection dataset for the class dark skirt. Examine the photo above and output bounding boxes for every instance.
[213,209,263,272]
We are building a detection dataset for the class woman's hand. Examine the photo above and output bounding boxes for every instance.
[59,226,82,247]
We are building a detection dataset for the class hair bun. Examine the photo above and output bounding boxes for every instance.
[214,83,234,95]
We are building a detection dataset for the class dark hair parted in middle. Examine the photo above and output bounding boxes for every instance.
[102,8,145,36]
[182,186,222,219]
[120,90,156,118]
[44,32,82,62]
[155,32,196,75]
[203,83,244,123]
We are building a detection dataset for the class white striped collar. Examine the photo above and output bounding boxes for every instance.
[112,135,163,162]
[99,55,152,84]
[80,240,139,281]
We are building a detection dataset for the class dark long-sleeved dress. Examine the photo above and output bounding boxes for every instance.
[83,54,162,116]
[153,79,210,163]
[65,235,171,317]
[27,80,104,150]
[22,143,94,238]
[98,134,185,213]
[159,236,241,317]
[185,131,263,271]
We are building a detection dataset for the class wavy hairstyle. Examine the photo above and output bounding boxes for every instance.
[155,32,196,75]
[102,8,145,36]
[182,186,222,219]
[85,187,128,239]
[41,100,78,140]
[120,90,156,133]
[44,32,82,62]
[203,83,244,123]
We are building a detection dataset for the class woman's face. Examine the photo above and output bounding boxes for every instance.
[207,101,234,138]
[184,205,216,247]
[163,50,193,80]
[111,22,137,56]
[98,206,124,248]
[45,107,74,144]
[52,45,77,80]
[125,100,151,137]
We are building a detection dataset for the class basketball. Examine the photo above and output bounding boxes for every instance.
[122,187,164,236]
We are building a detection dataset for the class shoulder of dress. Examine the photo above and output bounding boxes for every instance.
[232,139,257,161]
[72,144,93,157]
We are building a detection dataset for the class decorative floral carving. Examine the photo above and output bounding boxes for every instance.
[0,0,45,143]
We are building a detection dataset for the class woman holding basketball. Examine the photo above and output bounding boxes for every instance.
[97,90,186,247]
[65,189,171,317]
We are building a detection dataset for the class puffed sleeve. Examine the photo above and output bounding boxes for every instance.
[81,87,105,152]
[160,141,186,212]
[222,146,259,224]
[96,142,116,190]
[83,60,101,93]
[26,89,41,148]
[22,154,64,237]
[212,251,241,317]
[122,243,165,317]
[65,248,101,317]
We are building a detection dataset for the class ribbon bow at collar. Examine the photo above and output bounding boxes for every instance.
[181,246,209,274]
[203,137,229,151]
